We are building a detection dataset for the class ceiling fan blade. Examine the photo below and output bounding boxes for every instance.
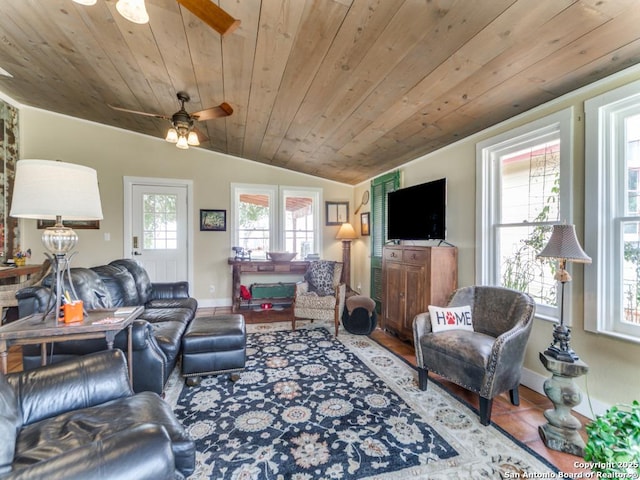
[108,104,171,121]
[191,102,233,121]
[176,0,240,36]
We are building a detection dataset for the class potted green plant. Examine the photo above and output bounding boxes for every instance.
[584,400,640,475]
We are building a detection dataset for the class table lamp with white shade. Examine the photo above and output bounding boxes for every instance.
[537,223,591,362]
[10,159,103,323]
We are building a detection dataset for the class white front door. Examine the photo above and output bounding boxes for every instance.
[124,179,191,283]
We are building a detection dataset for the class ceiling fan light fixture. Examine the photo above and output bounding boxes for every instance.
[72,0,97,5]
[176,135,189,150]
[165,128,178,143]
[116,0,149,24]
[187,131,200,146]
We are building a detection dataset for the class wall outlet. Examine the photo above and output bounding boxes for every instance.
[209,285,216,294]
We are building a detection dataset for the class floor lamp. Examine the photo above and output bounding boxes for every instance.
[10,160,103,325]
[336,222,357,289]
[536,223,591,456]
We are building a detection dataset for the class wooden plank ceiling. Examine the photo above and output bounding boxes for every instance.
[1,0,639,185]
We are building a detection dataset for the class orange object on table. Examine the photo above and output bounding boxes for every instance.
[63,301,84,323]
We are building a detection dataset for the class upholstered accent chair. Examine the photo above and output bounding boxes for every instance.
[413,285,536,426]
[293,261,346,336]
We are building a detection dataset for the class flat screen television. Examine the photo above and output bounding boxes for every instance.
[387,178,446,241]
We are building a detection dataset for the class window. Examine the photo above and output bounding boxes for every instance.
[476,108,573,320]
[231,184,321,260]
[143,193,178,249]
[585,80,640,341]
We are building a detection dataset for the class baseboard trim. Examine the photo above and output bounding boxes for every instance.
[196,298,232,308]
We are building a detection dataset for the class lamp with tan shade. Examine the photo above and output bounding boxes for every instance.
[336,222,357,289]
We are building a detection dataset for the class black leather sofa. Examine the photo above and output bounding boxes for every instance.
[0,349,195,479]
[16,259,198,394]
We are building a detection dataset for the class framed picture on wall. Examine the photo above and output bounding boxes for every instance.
[326,201,349,226]
[37,219,100,229]
[360,212,370,236]
[200,209,226,231]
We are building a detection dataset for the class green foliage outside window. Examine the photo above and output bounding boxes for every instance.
[502,176,558,305]
[239,202,268,228]
[624,241,640,313]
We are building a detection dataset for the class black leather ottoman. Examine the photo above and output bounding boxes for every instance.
[181,314,246,386]
[342,295,378,335]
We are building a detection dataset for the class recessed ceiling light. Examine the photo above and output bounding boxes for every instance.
[0,66,13,78]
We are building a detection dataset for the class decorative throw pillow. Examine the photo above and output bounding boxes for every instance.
[428,305,474,333]
[304,260,336,296]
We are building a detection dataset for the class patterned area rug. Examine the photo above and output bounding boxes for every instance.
[167,321,557,479]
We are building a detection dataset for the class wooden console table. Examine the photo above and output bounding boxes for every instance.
[0,264,43,282]
[228,258,309,312]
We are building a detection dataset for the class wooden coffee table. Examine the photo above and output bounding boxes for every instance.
[0,307,143,385]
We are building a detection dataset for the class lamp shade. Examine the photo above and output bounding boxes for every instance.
[336,222,357,240]
[187,131,200,146]
[116,0,149,24]
[165,128,178,143]
[537,224,591,263]
[10,160,103,221]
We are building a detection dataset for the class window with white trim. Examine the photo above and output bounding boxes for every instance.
[585,80,640,341]
[476,108,573,320]
[231,184,321,260]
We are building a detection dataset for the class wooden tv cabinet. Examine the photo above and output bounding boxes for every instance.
[382,245,457,342]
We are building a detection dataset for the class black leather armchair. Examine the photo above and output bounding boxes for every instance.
[0,349,195,479]
[16,259,198,394]
[413,285,536,425]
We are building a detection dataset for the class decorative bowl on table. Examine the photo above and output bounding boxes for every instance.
[267,252,296,262]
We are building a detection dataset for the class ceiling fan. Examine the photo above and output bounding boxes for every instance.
[109,91,233,149]
[72,0,241,36]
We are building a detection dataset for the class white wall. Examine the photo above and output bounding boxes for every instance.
[16,107,354,306]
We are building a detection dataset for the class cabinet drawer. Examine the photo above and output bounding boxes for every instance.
[383,248,403,262]
[402,248,428,264]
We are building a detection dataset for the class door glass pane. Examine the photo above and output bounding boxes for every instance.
[142,193,177,250]
[238,193,270,258]
[284,195,314,259]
